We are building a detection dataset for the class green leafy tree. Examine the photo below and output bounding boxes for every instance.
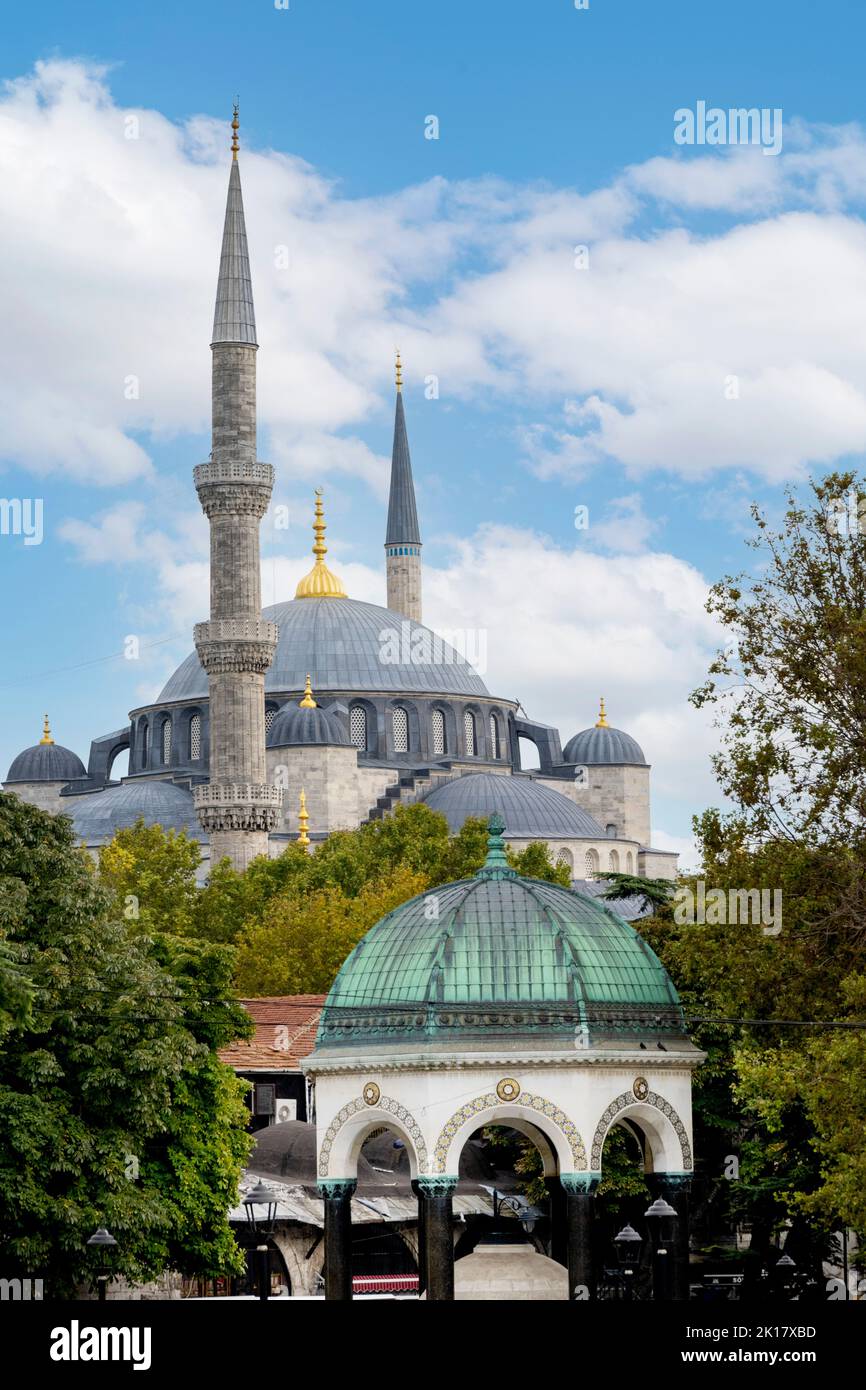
[0,793,251,1295]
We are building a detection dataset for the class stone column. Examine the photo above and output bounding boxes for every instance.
[649,1173,691,1302]
[415,1177,457,1301]
[561,1174,598,1299]
[318,1179,356,1301]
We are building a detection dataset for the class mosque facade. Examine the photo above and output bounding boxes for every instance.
[3,118,677,886]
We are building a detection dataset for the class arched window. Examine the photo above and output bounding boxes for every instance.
[626,851,634,874]
[350,705,367,751]
[392,706,409,753]
[141,721,149,766]
[265,707,278,733]
[431,708,446,756]
[585,847,599,878]
[609,849,620,872]
[556,848,574,873]
[489,714,500,759]
[189,714,202,761]
[464,709,477,756]
[161,718,172,765]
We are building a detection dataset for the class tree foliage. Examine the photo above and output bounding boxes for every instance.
[0,793,251,1294]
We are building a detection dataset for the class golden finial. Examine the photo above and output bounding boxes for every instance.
[595,697,609,729]
[294,490,348,599]
[395,349,403,391]
[298,788,310,847]
[40,714,54,746]
[231,102,239,161]
[299,673,317,708]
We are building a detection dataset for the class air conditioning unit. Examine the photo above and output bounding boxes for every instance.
[274,1098,297,1125]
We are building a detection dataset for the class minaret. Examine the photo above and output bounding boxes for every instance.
[192,106,280,871]
[385,351,422,621]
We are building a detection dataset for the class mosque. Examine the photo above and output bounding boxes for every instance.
[2,110,677,888]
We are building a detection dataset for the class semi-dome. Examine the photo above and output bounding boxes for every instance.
[5,717,87,784]
[158,597,490,703]
[563,701,646,766]
[69,780,204,845]
[267,676,350,748]
[316,815,684,1050]
[422,772,604,839]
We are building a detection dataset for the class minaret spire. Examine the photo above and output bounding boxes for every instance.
[192,108,280,871]
[385,351,423,622]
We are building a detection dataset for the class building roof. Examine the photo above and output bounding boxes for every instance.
[5,741,87,785]
[386,384,421,546]
[563,724,647,766]
[69,780,205,845]
[211,155,257,346]
[219,996,326,1071]
[422,772,604,838]
[267,701,350,749]
[315,816,684,1050]
[157,596,491,702]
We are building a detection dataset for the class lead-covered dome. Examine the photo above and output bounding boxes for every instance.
[158,597,490,702]
[69,781,204,846]
[563,703,646,766]
[267,680,350,748]
[316,816,683,1050]
[422,772,603,839]
[6,741,87,785]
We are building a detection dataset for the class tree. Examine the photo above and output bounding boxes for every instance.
[98,820,201,937]
[0,792,251,1295]
[595,872,675,914]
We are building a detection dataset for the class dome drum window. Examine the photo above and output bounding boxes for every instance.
[431,708,446,756]
[489,714,500,760]
[189,714,202,761]
[464,709,477,757]
[265,707,278,733]
[161,718,172,765]
[609,849,620,872]
[350,705,367,751]
[392,706,409,754]
[141,721,149,766]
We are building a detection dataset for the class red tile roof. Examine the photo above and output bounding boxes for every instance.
[219,995,326,1071]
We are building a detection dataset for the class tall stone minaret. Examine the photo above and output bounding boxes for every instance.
[385,351,422,622]
[192,107,280,871]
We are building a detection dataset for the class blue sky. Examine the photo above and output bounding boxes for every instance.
[2,0,866,858]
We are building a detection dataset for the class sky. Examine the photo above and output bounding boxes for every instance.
[2,0,866,865]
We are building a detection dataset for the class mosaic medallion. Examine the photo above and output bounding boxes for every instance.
[496,1077,521,1102]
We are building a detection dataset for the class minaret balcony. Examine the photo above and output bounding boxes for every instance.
[193,782,283,834]
[194,619,278,674]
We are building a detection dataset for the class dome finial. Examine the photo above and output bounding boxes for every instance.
[299,673,317,708]
[231,101,240,161]
[595,697,609,728]
[294,490,348,599]
[395,348,402,392]
[298,788,310,847]
[475,812,518,881]
[40,714,54,745]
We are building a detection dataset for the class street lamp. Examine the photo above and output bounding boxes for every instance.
[492,1190,544,1237]
[775,1253,797,1299]
[645,1197,678,1301]
[86,1226,118,1302]
[243,1181,280,1302]
[613,1223,643,1301]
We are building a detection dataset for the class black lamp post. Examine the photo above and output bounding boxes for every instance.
[86,1226,118,1302]
[645,1197,678,1301]
[614,1223,643,1301]
[243,1181,280,1302]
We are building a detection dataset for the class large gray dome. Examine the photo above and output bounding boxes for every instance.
[69,781,204,845]
[422,773,604,838]
[563,725,646,766]
[158,597,490,703]
[6,742,87,784]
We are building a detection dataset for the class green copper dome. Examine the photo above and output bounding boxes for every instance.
[316,816,684,1050]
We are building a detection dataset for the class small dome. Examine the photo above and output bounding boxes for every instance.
[267,678,350,748]
[563,725,646,766]
[69,781,204,846]
[422,772,603,839]
[452,1243,569,1301]
[316,816,683,1050]
[6,739,86,784]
